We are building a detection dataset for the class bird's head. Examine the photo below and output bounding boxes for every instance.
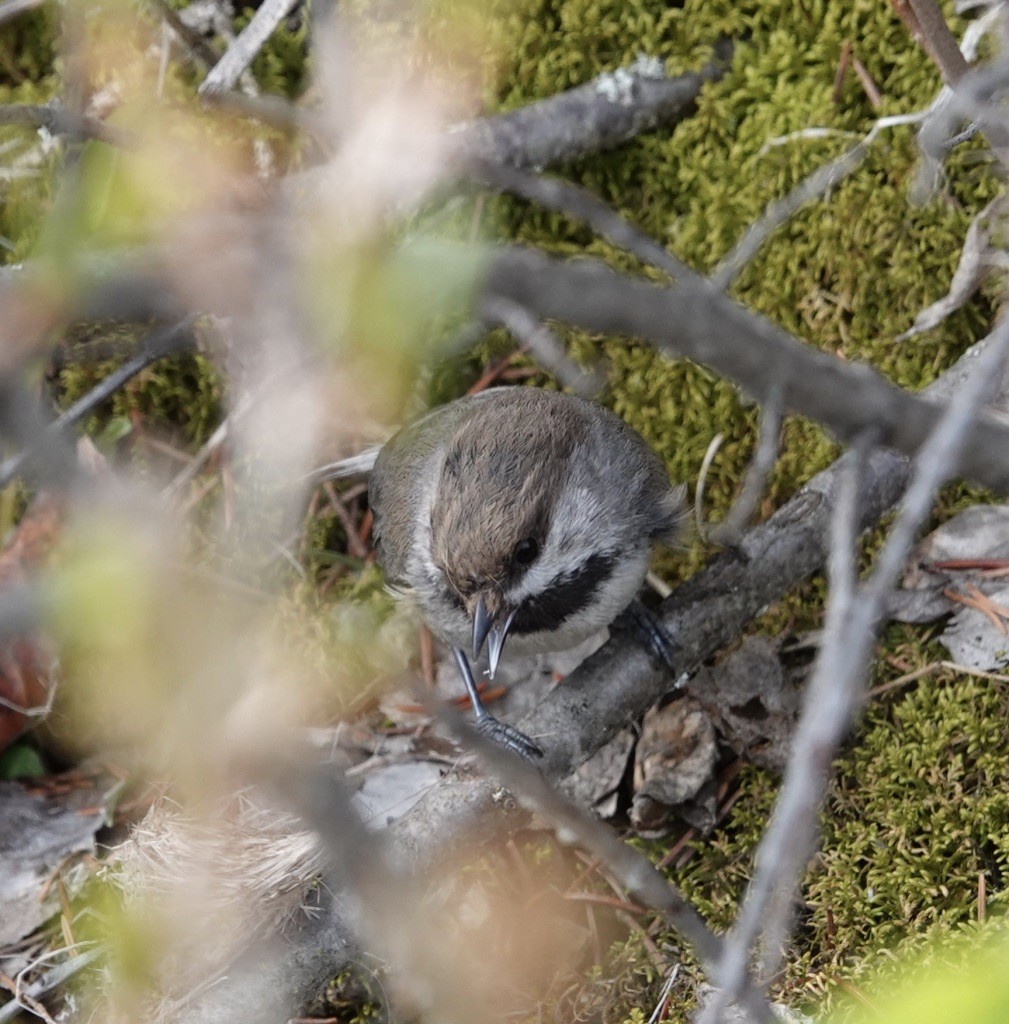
[427,398,627,677]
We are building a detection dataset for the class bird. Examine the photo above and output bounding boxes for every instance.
[362,385,686,759]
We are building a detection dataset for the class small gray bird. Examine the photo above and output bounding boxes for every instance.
[365,386,685,758]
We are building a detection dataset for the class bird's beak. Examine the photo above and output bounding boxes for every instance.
[471,594,517,680]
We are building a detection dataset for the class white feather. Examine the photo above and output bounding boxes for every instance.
[311,446,382,480]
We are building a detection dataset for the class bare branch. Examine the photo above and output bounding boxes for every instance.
[485,245,1009,495]
[700,313,1009,1019]
[710,384,784,545]
[198,0,300,96]
[451,41,733,171]
[470,160,702,285]
[0,102,125,146]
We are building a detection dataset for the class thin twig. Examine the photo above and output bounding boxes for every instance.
[0,948,102,1024]
[694,433,724,540]
[710,384,784,545]
[850,54,883,110]
[165,392,254,498]
[0,103,125,146]
[832,41,852,105]
[0,317,198,489]
[700,309,1009,1020]
[481,296,601,396]
[471,160,702,286]
[142,0,219,68]
[712,111,926,290]
[198,0,300,96]
[320,480,369,560]
[867,660,1009,699]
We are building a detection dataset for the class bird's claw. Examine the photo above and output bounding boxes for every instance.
[475,714,544,760]
[615,598,677,672]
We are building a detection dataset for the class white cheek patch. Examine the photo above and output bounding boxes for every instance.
[506,487,612,606]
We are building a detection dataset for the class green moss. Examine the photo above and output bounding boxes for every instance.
[236,0,310,99]
[54,322,224,461]
[799,673,1009,1011]
[0,7,57,87]
[0,75,60,261]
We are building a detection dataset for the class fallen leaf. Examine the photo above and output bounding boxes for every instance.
[630,696,717,835]
[0,780,102,945]
[940,584,1009,671]
[0,495,61,756]
[561,727,635,819]
[687,637,800,772]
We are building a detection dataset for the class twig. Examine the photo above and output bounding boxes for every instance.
[694,433,724,540]
[486,245,1009,495]
[165,394,251,498]
[0,103,125,146]
[711,111,926,290]
[142,0,219,68]
[0,0,44,28]
[481,296,601,396]
[198,0,300,96]
[902,0,970,84]
[832,41,853,105]
[0,948,102,1024]
[470,160,702,286]
[700,307,1009,1020]
[451,41,734,171]
[320,480,369,561]
[649,965,682,1024]
[909,4,1009,187]
[0,317,199,489]
[710,384,784,545]
[850,54,883,110]
[867,660,1009,699]
[0,382,79,489]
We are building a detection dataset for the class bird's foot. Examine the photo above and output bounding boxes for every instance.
[615,598,677,673]
[474,713,544,760]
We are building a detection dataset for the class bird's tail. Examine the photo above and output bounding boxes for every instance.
[310,445,382,481]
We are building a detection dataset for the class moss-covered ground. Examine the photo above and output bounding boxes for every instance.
[2,0,1008,1020]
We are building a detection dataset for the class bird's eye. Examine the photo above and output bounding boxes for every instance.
[513,538,539,565]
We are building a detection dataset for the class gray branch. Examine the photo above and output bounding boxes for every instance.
[450,41,732,171]
[699,306,1009,1023]
[484,245,1009,495]
[198,0,299,96]
[0,103,125,145]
